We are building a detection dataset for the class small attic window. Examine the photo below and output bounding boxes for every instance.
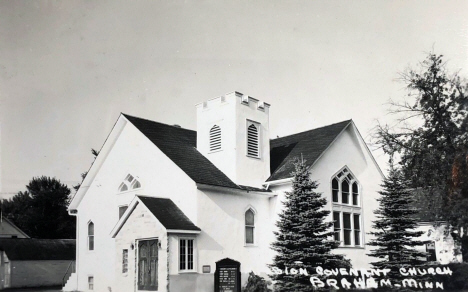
[247,122,260,158]
[118,174,141,192]
[209,125,221,152]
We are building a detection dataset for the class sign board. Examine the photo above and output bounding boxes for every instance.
[214,258,241,292]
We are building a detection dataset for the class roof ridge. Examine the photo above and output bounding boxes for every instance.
[122,113,195,133]
[271,119,352,141]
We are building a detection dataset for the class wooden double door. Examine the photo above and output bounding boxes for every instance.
[138,239,158,291]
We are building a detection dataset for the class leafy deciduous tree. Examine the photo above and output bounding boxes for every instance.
[2,176,75,239]
[376,53,468,259]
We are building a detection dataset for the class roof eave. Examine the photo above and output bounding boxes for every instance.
[196,183,275,197]
[69,114,128,210]
[167,229,201,234]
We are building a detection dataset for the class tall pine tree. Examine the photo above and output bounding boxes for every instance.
[368,167,428,284]
[271,159,350,291]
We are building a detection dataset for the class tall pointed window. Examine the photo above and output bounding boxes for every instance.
[331,167,362,247]
[245,208,255,244]
[209,125,221,151]
[88,221,94,251]
[247,122,260,158]
[118,174,141,192]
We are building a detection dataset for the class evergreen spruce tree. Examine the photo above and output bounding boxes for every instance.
[271,159,350,292]
[368,167,428,286]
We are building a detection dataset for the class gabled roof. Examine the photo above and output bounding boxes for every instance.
[0,217,30,238]
[0,239,75,261]
[111,196,200,237]
[138,196,201,231]
[267,120,352,181]
[123,114,241,190]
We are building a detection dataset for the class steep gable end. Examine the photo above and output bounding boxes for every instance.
[111,196,200,237]
[123,114,240,189]
[138,196,201,231]
[268,120,352,181]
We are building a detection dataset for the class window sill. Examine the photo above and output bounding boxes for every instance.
[244,244,258,247]
[209,149,223,154]
[246,155,261,160]
[178,270,197,274]
[332,203,360,207]
[337,246,365,249]
[117,188,142,195]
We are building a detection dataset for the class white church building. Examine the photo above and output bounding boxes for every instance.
[63,91,456,292]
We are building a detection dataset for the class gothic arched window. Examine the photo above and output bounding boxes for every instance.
[118,174,141,192]
[88,221,94,251]
[245,208,255,244]
[331,167,361,247]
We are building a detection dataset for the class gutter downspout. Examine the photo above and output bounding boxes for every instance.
[263,177,293,189]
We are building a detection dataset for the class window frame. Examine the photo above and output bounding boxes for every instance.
[118,205,128,219]
[331,167,360,206]
[331,167,363,248]
[332,209,362,248]
[425,241,437,262]
[87,221,94,251]
[246,120,261,158]
[333,211,341,242]
[244,208,256,246]
[179,237,196,273]
[88,276,94,290]
[122,249,128,274]
[118,174,142,193]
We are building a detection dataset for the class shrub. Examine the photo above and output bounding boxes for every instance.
[242,271,272,292]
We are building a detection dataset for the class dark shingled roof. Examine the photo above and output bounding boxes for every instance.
[124,114,271,193]
[138,196,201,231]
[267,120,351,181]
[0,239,75,261]
[124,113,348,188]
[124,114,240,190]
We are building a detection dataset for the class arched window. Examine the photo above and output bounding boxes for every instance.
[332,178,339,202]
[341,180,349,204]
[118,174,141,192]
[331,167,361,247]
[332,167,359,206]
[209,125,221,151]
[247,123,259,157]
[88,221,94,251]
[245,209,255,244]
[352,182,359,205]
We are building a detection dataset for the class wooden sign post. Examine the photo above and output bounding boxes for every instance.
[214,258,241,292]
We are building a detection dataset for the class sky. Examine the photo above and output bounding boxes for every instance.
[0,0,467,197]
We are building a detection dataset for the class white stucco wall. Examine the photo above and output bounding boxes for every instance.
[74,117,198,292]
[269,124,383,269]
[165,187,274,291]
[195,188,274,275]
[114,202,168,292]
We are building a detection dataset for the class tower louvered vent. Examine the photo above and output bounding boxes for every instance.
[247,124,259,157]
[209,125,221,151]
